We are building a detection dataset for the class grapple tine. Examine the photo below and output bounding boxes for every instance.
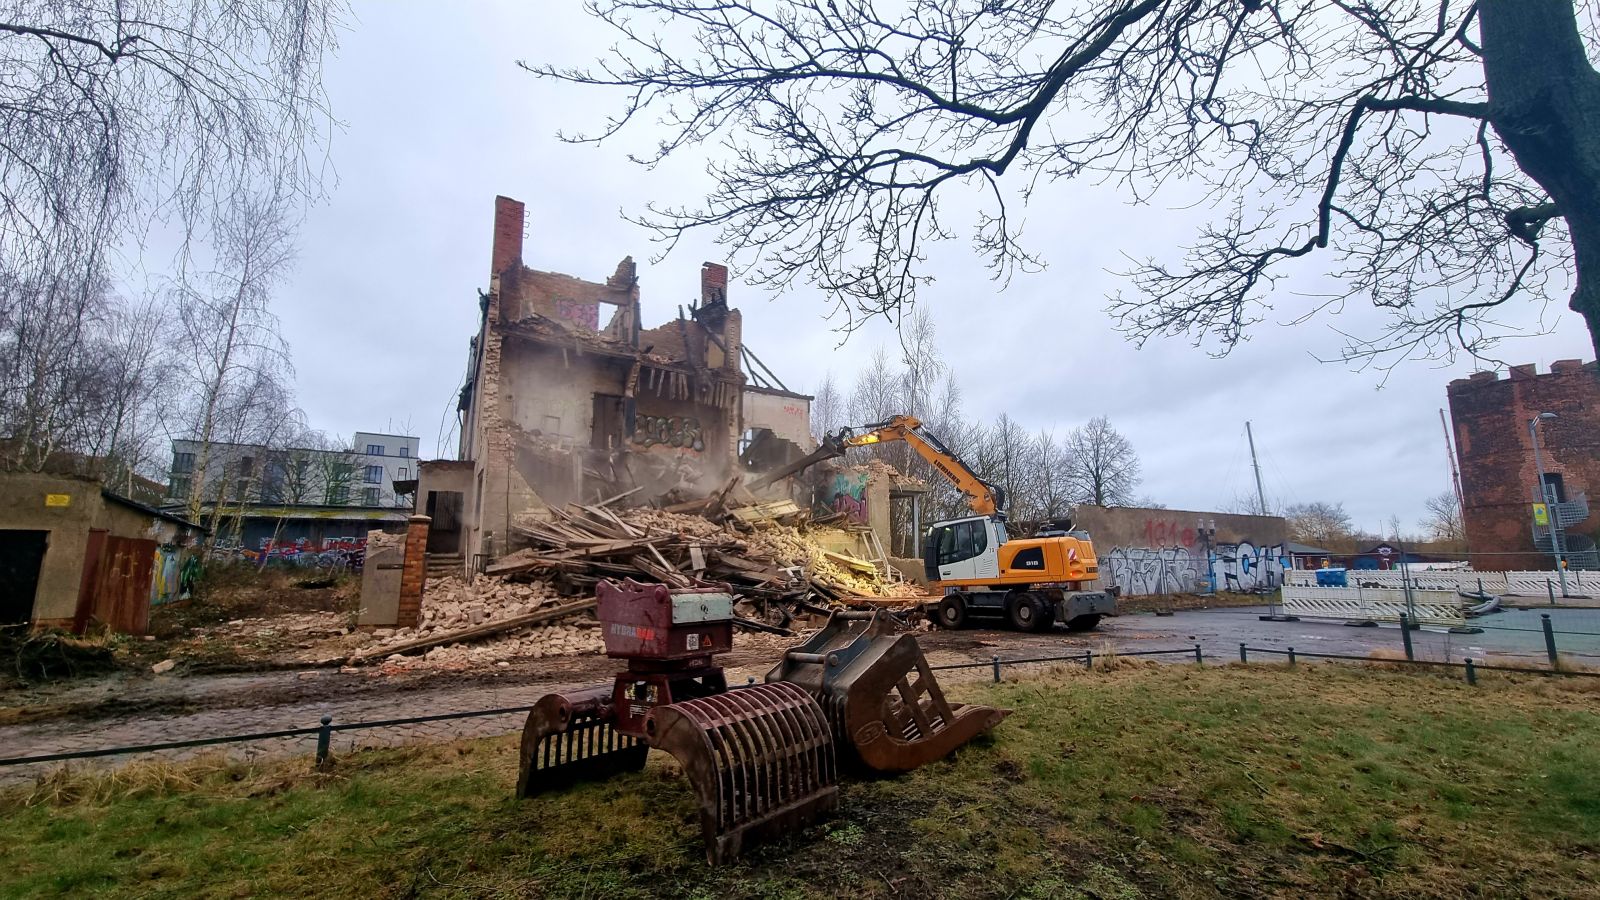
[649,682,840,865]
[517,685,646,798]
[768,611,1010,773]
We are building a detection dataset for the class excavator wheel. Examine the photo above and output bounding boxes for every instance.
[936,594,968,629]
[1006,593,1051,632]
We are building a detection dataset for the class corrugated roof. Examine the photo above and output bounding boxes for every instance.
[102,490,207,532]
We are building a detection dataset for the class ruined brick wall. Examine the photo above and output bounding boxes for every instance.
[467,197,548,558]
[500,265,634,331]
[743,387,815,451]
[1447,360,1600,570]
[491,196,523,278]
[396,515,430,629]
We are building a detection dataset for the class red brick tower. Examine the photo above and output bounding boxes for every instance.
[1446,360,1600,571]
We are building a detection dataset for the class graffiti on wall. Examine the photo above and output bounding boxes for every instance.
[553,297,600,330]
[633,415,705,451]
[214,536,367,570]
[150,546,181,606]
[1215,542,1287,593]
[1101,546,1202,596]
[1102,541,1288,596]
[1144,519,1200,548]
[829,472,869,523]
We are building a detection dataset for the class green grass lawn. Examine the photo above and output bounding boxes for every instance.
[4,662,1598,898]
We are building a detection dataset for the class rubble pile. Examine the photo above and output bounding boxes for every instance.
[359,574,604,666]
[501,501,925,606]
[359,498,927,670]
[742,526,924,599]
[386,621,603,669]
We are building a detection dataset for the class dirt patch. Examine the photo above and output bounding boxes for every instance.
[1115,591,1267,613]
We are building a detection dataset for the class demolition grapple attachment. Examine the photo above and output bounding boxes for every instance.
[516,579,839,863]
[649,681,839,865]
[516,684,646,798]
[767,610,1009,773]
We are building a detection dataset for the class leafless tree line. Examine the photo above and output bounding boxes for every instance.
[1246,496,1464,551]
[0,1,346,552]
[811,310,1146,551]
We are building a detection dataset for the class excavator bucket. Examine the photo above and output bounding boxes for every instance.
[648,681,840,865]
[768,611,1009,773]
[517,685,647,798]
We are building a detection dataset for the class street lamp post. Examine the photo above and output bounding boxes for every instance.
[1529,412,1569,597]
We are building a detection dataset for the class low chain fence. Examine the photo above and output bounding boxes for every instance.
[0,704,538,785]
[1235,645,1600,686]
[5,636,1598,783]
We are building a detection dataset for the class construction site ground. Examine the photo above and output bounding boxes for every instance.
[4,663,1597,899]
[7,600,1599,785]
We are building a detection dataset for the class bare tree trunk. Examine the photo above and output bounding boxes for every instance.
[184,270,249,531]
[1481,0,1600,357]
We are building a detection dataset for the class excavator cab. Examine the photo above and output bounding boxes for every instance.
[923,515,1008,583]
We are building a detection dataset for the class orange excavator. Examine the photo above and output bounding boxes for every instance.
[759,415,1116,632]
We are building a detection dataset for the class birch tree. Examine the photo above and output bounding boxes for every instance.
[174,190,299,551]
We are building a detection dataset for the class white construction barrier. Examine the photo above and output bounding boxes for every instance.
[1284,568,1594,596]
[1504,570,1597,596]
[1284,569,1510,593]
[1280,585,1467,627]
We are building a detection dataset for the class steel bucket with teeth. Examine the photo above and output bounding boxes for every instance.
[766,610,1010,772]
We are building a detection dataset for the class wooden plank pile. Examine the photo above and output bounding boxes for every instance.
[493,502,909,622]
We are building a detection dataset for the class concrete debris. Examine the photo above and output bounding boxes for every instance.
[367,499,927,673]
[150,658,177,674]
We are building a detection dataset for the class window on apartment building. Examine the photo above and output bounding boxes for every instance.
[327,484,349,505]
[173,452,195,474]
[364,465,384,484]
[366,443,384,456]
[170,477,190,500]
[239,456,254,475]
[234,479,251,500]
[399,445,410,458]
[398,467,409,480]
[362,487,380,506]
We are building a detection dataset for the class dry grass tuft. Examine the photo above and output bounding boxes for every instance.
[11,752,306,809]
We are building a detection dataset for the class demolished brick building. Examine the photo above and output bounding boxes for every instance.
[416,196,814,570]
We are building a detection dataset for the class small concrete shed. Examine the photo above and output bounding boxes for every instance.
[0,472,204,634]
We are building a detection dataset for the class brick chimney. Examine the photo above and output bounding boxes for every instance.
[491,195,525,276]
[701,262,729,306]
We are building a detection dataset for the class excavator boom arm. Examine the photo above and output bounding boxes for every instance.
[838,416,1003,516]
[749,415,1003,516]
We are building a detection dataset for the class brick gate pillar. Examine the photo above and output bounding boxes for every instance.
[397,515,431,629]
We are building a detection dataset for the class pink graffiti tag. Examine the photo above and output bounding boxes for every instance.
[1144,519,1197,548]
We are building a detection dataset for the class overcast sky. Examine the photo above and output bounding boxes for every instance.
[275,3,1595,536]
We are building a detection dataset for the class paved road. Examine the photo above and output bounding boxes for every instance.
[5,605,1595,784]
[1103,605,1600,666]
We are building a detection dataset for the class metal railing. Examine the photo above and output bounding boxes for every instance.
[0,703,540,772]
[930,646,1204,681]
[1235,645,1600,685]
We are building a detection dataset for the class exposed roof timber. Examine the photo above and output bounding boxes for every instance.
[740,345,789,392]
